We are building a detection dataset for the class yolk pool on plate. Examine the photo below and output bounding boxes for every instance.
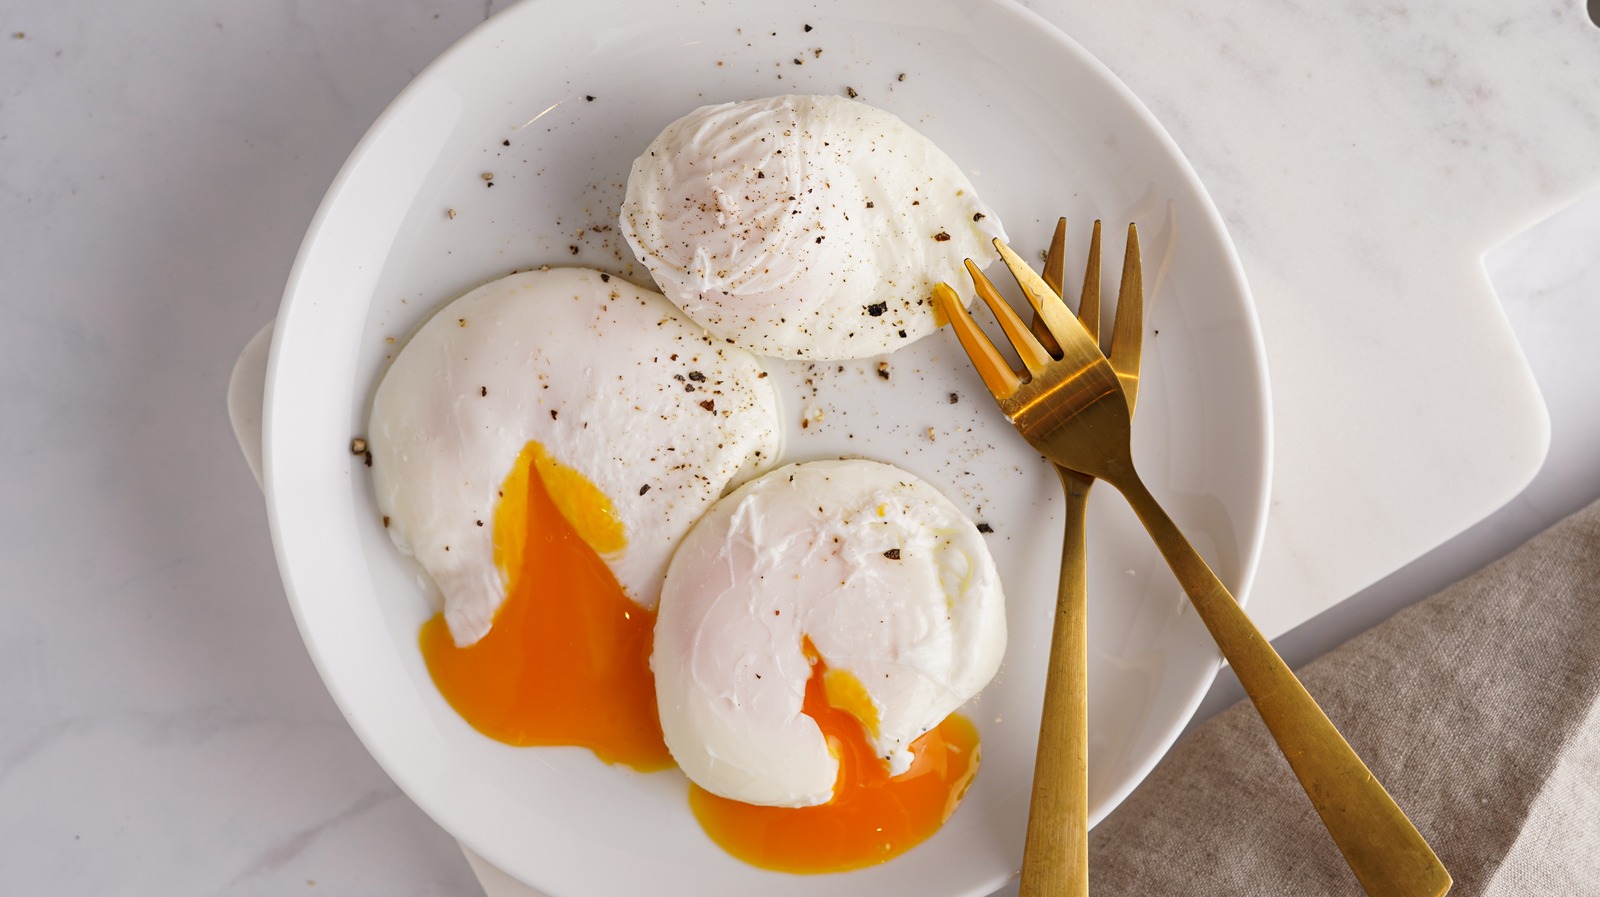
[419,441,672,771]
[689,640,982,873]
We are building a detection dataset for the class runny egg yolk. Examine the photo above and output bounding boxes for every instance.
[688,639,982,873]
[419,441,672,771]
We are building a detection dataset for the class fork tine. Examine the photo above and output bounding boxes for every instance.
[964,260,1054,375]
[1033,218,1068,357]
[1077,220,1103,345]
[933,282,1022,398]
[1107,224,1143,411]
[994,239,1080,352]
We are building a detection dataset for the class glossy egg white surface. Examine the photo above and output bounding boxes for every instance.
[653,459,1006,807]
[621,95,1006,361]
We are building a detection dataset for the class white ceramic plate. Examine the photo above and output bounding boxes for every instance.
[263,0,1271,894]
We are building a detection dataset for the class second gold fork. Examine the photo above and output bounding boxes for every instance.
[997,219,1140,897]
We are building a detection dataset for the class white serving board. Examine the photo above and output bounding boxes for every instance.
[1022,0,1600,638]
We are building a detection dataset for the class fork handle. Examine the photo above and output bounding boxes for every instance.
[1018,466,1093,897]
[1113,472,1452,897]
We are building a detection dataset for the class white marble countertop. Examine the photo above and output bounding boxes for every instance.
[3,0,1597,893]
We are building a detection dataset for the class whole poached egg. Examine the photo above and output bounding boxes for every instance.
[652,459,1007,810]
[368,267,782,648]
[621,95,1007,361]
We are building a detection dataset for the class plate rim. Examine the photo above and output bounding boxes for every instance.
[262,0,1275,891]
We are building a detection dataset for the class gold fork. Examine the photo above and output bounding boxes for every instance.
[974,218,1133,897]
[934,231,1451,897]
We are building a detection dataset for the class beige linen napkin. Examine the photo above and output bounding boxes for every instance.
[1087,497,1600,895]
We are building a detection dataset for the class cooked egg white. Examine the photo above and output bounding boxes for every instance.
[369,267,782,647]
[652,459,1007,808]
[620,94,1007,361]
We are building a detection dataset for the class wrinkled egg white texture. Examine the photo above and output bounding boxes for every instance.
[652,459,1007,807]
[621,95,1007,361]
[368,267,783,646]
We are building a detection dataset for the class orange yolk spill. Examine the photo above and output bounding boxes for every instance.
[688,641,982,873]
[417,443,979,866]
[931,291,953,329]
[419,442,672,771]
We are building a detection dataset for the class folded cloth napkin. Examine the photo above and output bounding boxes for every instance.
[1087,497,1600,895]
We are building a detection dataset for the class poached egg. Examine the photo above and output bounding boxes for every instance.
[652,458,1007,808]
[621,95,1007,361]
[369,267,783,647]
